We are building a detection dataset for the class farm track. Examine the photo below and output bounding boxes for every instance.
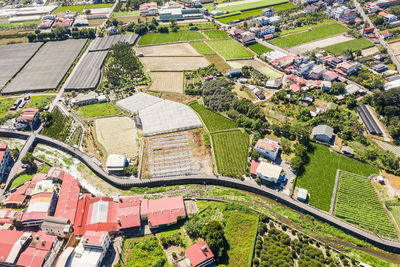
[2,129,400,252]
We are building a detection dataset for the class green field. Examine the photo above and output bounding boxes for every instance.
[217,3,296,24]
[0,98,15,118]
[138,31,205,45]
[280,19,337,36]
[10,165,50,189]
[116,236,168,267]
[206,39,253,59]
[296,144,378,212]
[190,41,216,55]
[26,96,54,110]
[0,21,41,29]
[78,102,121,119]
[334,172,397,239]
[212,130,249,177]
[203,29,229,39]
[197,201,258,266]
[219,0,287,12]
[247,43,273,55]
[190,102,238,132]
[53,3,114,14]
[111,10,139,17]
[269,23,348,48]
[324,38,374,56]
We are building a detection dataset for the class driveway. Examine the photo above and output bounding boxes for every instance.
[279,160,296,196]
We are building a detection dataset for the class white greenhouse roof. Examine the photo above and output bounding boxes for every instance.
[116,92,162,114]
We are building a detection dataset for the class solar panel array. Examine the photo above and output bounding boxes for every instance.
[88,33,138,52]
[64,50,108,90]
[0,42,42,89]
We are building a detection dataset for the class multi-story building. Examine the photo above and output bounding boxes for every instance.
[0,143,12,183]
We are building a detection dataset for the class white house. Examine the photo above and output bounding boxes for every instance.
[106,154,128,174]
[255,161,282,183]
[311,125,334,143]
[254,137,281,161]
[297,188,308,202]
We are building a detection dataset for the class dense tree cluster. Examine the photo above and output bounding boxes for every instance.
[27,26,95,42]
[201,220,227,263]
[159,232,184,248]
[104,41,146,89]
[349,70,384,90]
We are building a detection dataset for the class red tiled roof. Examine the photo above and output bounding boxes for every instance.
[73,194,92,236]
[83,231,108,247]
[35,233,56,251]
[185,241,214,267]
[323,70,339,80]
[5,194,26,205]
[0,230,24,262]
[290,84,301,92]
[21,212,48,222]
[255,139,278,151]
[16,247,48,267]
[250,160,260,175]
[0,143,7,150]
[54,173,80,222]
[0,209,19,225]
[146,196,186,227]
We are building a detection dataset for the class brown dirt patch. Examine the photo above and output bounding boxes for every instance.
[0,37,28,45]
[117,16,139,24]
[141,56,210,71]
[204,54,230,73]
[161,92,199,104]
[82,122,107,164]
[137,43,200,57]
[362,46,379,57]
[189,129,213,175]
[88,19,105,26]
[149,72,183,93]
[389,41,400,55]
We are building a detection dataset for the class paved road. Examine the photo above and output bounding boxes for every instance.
[353,0,400,72]
[1,129,400,252]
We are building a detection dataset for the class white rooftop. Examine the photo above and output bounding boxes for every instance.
[297,188,308,200]
[106,154,127,171]
[116,92,162,114]
[256,161,282,180]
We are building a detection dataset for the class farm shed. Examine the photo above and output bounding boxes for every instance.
[117,93,202,136]
[88,33,138,52]
[0,42,43,89]
[3,39,86,94]
[358,104,383,136]
[64,51,108,91]
[297,188,308,202]
[311,125,334,143]
[106,154,128,174]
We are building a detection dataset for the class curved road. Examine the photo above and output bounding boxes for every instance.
[1,129,400,253]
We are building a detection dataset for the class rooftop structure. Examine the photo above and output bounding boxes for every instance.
[311,125,334,143]
[106,154,128,173]
[358,104,383,136]
[0,230,31,264]
[297,188,308,202]
[17,232,58,267]
[141,196,186,228]
[0,143,12,183]
[254,137,281,161]
[185,241,215,267]
[255,161,282,183]
[0,209,20,225]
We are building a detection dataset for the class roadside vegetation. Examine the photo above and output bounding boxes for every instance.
[334,172,397,239]
[10,164,51,189]
[218,0,287,12]
[53,3,114,14]
[0,98,15,118]
[26,96,54,110]
[42,108,73,142]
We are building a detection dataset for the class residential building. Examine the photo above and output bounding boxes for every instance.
[337,61,361,75]
[345,84,361,94]
[71,91,98,106]
[261,7,274,17]
[0,143,12,183]
[254,137,281,161]
[141,196,186,229]
[41,216,73,238]
[225,68,243,78]
[139,2,158,16]
[373,63,388,73]
[300,94,315,106]
[254,25,275,37]
[321,81,332,92]
[290,83,301,92]
[210,9,224,16]
[322,70,339,81]
[304,5,318,13]
[0,209,20,225]
[15,108,40,130]
[159,5,203,21]
[67,231,111,267]
[240,31,256,45]
[0,230,32,264]
[17,232,59,267]
[185,241,215,267]
[311,124,334,143]
[254,161,283,183]
[322,55,343,68]
[384,13,397,23]
[266,78,282,89]
[297,61,315,75]
[308,66,324,80]
[297,188,308,202]
[106,154,128,174]
[384,78,400,90]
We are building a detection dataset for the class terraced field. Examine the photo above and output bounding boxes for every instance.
[334,172,398,239]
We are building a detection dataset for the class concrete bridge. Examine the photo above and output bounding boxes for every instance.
[1,129,400,253]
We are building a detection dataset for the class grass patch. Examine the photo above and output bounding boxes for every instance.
[280,19,336,36]
[203,29,229,39]
[206,39,253,59]
[296,144,378,212]
[117,236,168,267]
[324,38,374,56]
[219,0,287,12]
[190,102,238,132]
[0,21,41,30]
[78,102,121,119]
[0,98,15,118]
[269,23,348,48]
[138,31,205,45]
[212,129,249,177]
[190,41,216,55]
[217,2,296,24]
[42,108,72,142]
[26,95,54,110]
[53,3,114,14]
[10,164,51,189]
[112,10,139,17]
[247,43,273,55]
[334,172,397,239]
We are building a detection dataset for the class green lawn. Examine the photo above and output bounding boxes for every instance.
[296,144,378,212]
[0,98,15,117]
[247,43,273,55]
[138,31,205,45]
[10,165,50,189]
[53,3,114,14]
[42,108,72,142]
[116,236,168,267]
[26,96,54,110]
[112,10,139,17]
[324,38,374,56]
[197,201,259,267]
[334,172,397,239]
[269,23,348,48]
[217,3,296,24]
[206,39,253,59]
[280,19,337,36]
[211,130,249,177]
[218,0,287,12]
[190,41,216,55]
[190,102,237,132]
[203,29,229,39]
[78,102,121,118]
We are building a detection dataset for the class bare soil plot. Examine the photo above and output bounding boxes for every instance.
[228,59,282,78]
[362,46,379,57]
[0,37,28,45]
[141,56,210,71]
[136,43,200,57]
[161,92,199,104]
[204,55,231,73]
[149,72,183,93]
[95,116,139,158]
[288,34,353,55]
[389,41,400,55]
